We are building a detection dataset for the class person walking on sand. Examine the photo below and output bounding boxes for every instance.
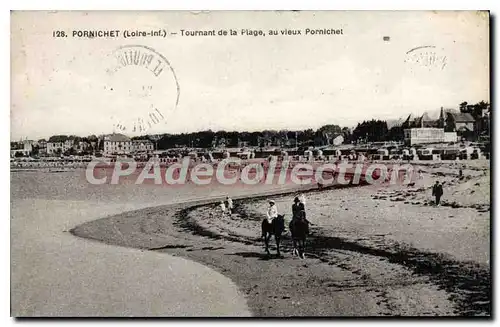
[418,168,424,180]
[432,181,443,206]
[219,200,227,217]
[226,196,234,215]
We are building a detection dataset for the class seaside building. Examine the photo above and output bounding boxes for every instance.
[103,133,155,155]
[403,128,457,145]
[401,107,472,145]
[37,140,47,155]
[443,110,475,140]
[46,140,73,155]
[103,133,133,155]
[132,139,154,152]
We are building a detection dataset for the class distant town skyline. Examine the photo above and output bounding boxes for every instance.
[11,11,489,140]
[8,104,482,142]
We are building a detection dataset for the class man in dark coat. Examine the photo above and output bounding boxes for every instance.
[432,181,443,205]
[291,197,312,230]
[292,197,305,219]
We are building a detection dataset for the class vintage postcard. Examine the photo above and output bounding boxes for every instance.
[10,10,490,317]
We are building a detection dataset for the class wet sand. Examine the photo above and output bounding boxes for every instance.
[12,171,276,316]
[71,160,491,317]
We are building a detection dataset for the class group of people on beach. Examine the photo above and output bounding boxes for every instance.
[219,194,312,231]
[219,196,234,216]
[265,195,312,233]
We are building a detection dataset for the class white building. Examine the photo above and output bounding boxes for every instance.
[103,134,154,154]
[132,139,154,152]
[404,128,457,146]
[46,140,73,155]
[37,140,47,154]
[103,133,133,154]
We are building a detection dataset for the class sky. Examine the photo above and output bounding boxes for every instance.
[11,11,489,140]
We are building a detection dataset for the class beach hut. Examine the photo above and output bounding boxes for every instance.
[375,148,389,160]
[389,148,401,160]
[441,148,460,160]
[472,147,482,159]
[357,152,366,162]
[334,149,342,160]
[419,147,437,160]
[304,150,313,161]
[459,146,481,160]
[237,151,252,160]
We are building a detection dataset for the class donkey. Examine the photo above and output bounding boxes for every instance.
[261,214,286,257]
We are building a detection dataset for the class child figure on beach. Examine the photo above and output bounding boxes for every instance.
[266,200,278,223]
[219,201,226,217]
[226,196,234,215]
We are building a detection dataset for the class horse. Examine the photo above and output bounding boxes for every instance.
[261,214,286,257]
[289,215,309,259]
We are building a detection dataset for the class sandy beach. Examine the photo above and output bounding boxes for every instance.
[11,170,269,317]
[69,159,490,317]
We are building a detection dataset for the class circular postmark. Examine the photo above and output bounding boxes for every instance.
[103,45,180,135]
[404,45,447,72]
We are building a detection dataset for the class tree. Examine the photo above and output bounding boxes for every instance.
[386,125,404,141]
[48,135,69,142]
[459,100,490,119]
[459,102,468,112]
[352,120,389,143]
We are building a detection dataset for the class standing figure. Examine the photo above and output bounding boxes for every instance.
[219,201,226,217]
[432,181,443,206]
[226,196,234,215]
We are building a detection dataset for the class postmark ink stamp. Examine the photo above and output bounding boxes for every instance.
[404,45,447,72]
[104,45,180,134]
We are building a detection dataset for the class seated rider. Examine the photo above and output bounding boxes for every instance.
[266,200,278,224]
[291,197,312,225]
[292,197,303,219]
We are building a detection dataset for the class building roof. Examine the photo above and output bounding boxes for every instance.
[446,111,475,122]
[104,133,131,142]
[457,125,473,132]
[406,112,441,128]
[386,118,405,129]
[132,139,153,143]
